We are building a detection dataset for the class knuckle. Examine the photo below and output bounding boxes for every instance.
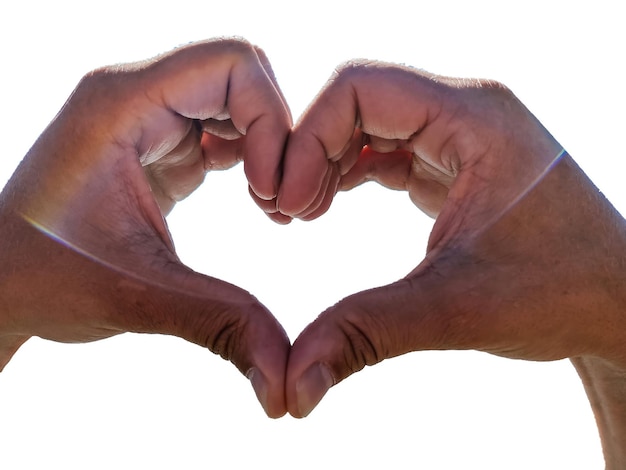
[252,45,269,63]
[333,298,388,374]
[203,36,259,64]
[201,311,247,362]
[112,271,252,367]
[331,59,377,84]
[177,299,250,363]
[74,65,136,116]
[477,77,509,92]
[469,78,516,105]
[77,67,117,96]
[214,35,254,53]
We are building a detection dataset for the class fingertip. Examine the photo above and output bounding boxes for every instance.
[275,177,310,217]
[275,193,301,218]
[286,323,340,417]
[267,211,293,225]
[299,208,327,222]
[246,175,278,202]
[249,185,277,209]
[247,367,287,419]
[276,202,306,220]
[276,168,331,220]
[277,134,331,217]
[291,362,335,418]
[294,167,340,221]
[242,116,290,203]
[146,266,291,418]
[245,338,290,419]
[248,186,293,224]
[247,368,270,415]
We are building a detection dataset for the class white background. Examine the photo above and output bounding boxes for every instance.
[1,1,624,468]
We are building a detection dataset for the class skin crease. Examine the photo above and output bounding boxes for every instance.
[0,39,625,466]
[278,61,626,466]
[0,38,293,418]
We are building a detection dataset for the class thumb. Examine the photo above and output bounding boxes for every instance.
[286,260,467,418]
[286,154,617,418]
[106,261,291,419]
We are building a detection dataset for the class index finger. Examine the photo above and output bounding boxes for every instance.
[141,38,292,201]
[277,61,444,217]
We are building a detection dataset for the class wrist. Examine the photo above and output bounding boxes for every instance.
[0,203,32,370]
[556,157,626,365]
[0,276,30,372]
[571,167,626,468]
[0,209,16,337]
[572,356,626,469]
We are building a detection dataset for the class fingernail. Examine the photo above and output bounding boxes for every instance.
[247,368,270,416]
[296,363,335,417]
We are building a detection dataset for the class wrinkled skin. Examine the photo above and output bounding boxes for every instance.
[0,38,292,418]
[1,40,625,467]
[278,62,626,466]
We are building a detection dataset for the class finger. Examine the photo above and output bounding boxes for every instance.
[199,118,243,141]
[367,135,403,154]
[253,46,293,125]
[144,122,206,214]
[278,61,438,218]
[295,129,369,220]
[248,46,293,218]
[6,201,288,415]
[285,273,456,418]
[286,156,618,418]
[340,146,450,218]
[11,137,289,416]
[136,38,291,201]
[339,146,412,192]
[265,210,293,225]
[107,260,291,418]
[284,244,536,418]
[197,45,293,176]
[229,45,292,201]
[294,163,341,220]
[200,131,245,171]
[248,188,293,225]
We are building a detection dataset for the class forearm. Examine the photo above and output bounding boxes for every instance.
[569,163,626,468]
[0,202,31,371]
[572,357,626,469]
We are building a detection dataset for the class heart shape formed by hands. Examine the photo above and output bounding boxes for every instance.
[1,38,623,422]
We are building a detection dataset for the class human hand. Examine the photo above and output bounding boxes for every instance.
[0,38,292,418]
[279,62,626,420]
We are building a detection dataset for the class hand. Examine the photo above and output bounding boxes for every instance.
[0,38,292,418]
[278,60,626,428]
